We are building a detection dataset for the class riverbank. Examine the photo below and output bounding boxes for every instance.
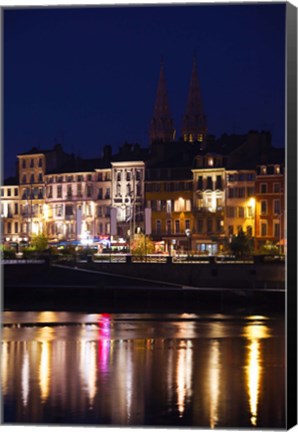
[3,262,285,313]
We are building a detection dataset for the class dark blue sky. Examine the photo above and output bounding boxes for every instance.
[4,4,285,177]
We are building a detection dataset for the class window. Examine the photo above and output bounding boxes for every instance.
[117,172,121,182]
[156,220,162,234]
[156,200,161,211]
[77,184,82,197]
[7,222,11,234]
[87,174,92,181]
[57,185,62,198]
[216,218,222,232]
[247,187,255,197]
[136,183,141,196]
[14,222,18,233]
[22,175,27,184]
[238,187,245,198]
[38,173,43,182]
[238,207,245,218]
[228,225,233,236]
[206,176,213,190]
[86,185,92,197]
[274,222,280,238]
[175,220,180,233]
[30,174,34,184]
[136,171,141,181]
[67,185,72,198]
[65,205,73,216]
[38,158,42,167]
[7,188,11,197]
[247,206,253,218]
[30,159,34,168]
[207,219,213,233]
[197,219,203,233]
[197,176,203,190]
[105,188,110,199]
[273,183,281,193]
[99,223,103,234]
[22,160,26,168]
[48,185,53,199]
[260,183,267,193]
[260,200,267,215]
[273,199,281,214]
[261,221,267,237]
[185,219,190,231]
[185,200,191,211]
[56,204,63,217]
[166,220,171,235]
[275,165,281,174]
[14,203,18,214]
[126,172,131,181]
[166,200,172,213]
[14,188,18,196]
[228,188,235,198]
[215,175,222,190]
[1,189,4,197]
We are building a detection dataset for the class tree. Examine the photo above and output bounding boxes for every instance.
[30,233,49,251]
[230,229,253,258]
[130,234,155,257]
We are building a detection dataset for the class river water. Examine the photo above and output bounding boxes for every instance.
[2,311,285,428]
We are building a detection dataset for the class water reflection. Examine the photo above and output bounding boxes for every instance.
[243,320,271,427]
[209,340,220,428]
[176,340,193,417]
[21,345,30,407]
[2,312,285,428]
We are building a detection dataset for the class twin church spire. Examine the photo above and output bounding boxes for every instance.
[150,56,207,144]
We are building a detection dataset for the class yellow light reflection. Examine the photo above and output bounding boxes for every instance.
[244,322,270,427]
[39,341,50,403]
[80,341,97,407]
[1,342,8,396]
[22,348,30,407]
[38,327,53,403]
[209,341,220,429]
[176,340,193,417]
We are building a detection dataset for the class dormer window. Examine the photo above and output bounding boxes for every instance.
[261,166,267,175]
[275,165,280,174]
[208,157,214,167]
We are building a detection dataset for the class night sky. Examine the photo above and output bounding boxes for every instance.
[3,3,285,178]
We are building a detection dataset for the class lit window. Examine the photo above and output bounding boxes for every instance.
[208,157,214,167]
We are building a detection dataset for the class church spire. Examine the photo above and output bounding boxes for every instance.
[149,60,175,144]
[182,55,207,143]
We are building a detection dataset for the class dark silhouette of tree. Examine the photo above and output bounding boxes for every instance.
[230,229,253,258]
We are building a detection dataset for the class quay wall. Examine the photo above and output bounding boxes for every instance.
[75,261,285,289]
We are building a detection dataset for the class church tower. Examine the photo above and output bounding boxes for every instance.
[149,61,175,144]
[182,56,207,143]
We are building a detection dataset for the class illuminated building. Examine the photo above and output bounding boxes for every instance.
[192,153,226,254]
[225,169,256,239]
[111,161,145,240]
[0,180,20,243]
[255,163,285,252]
[145,158,195,254]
